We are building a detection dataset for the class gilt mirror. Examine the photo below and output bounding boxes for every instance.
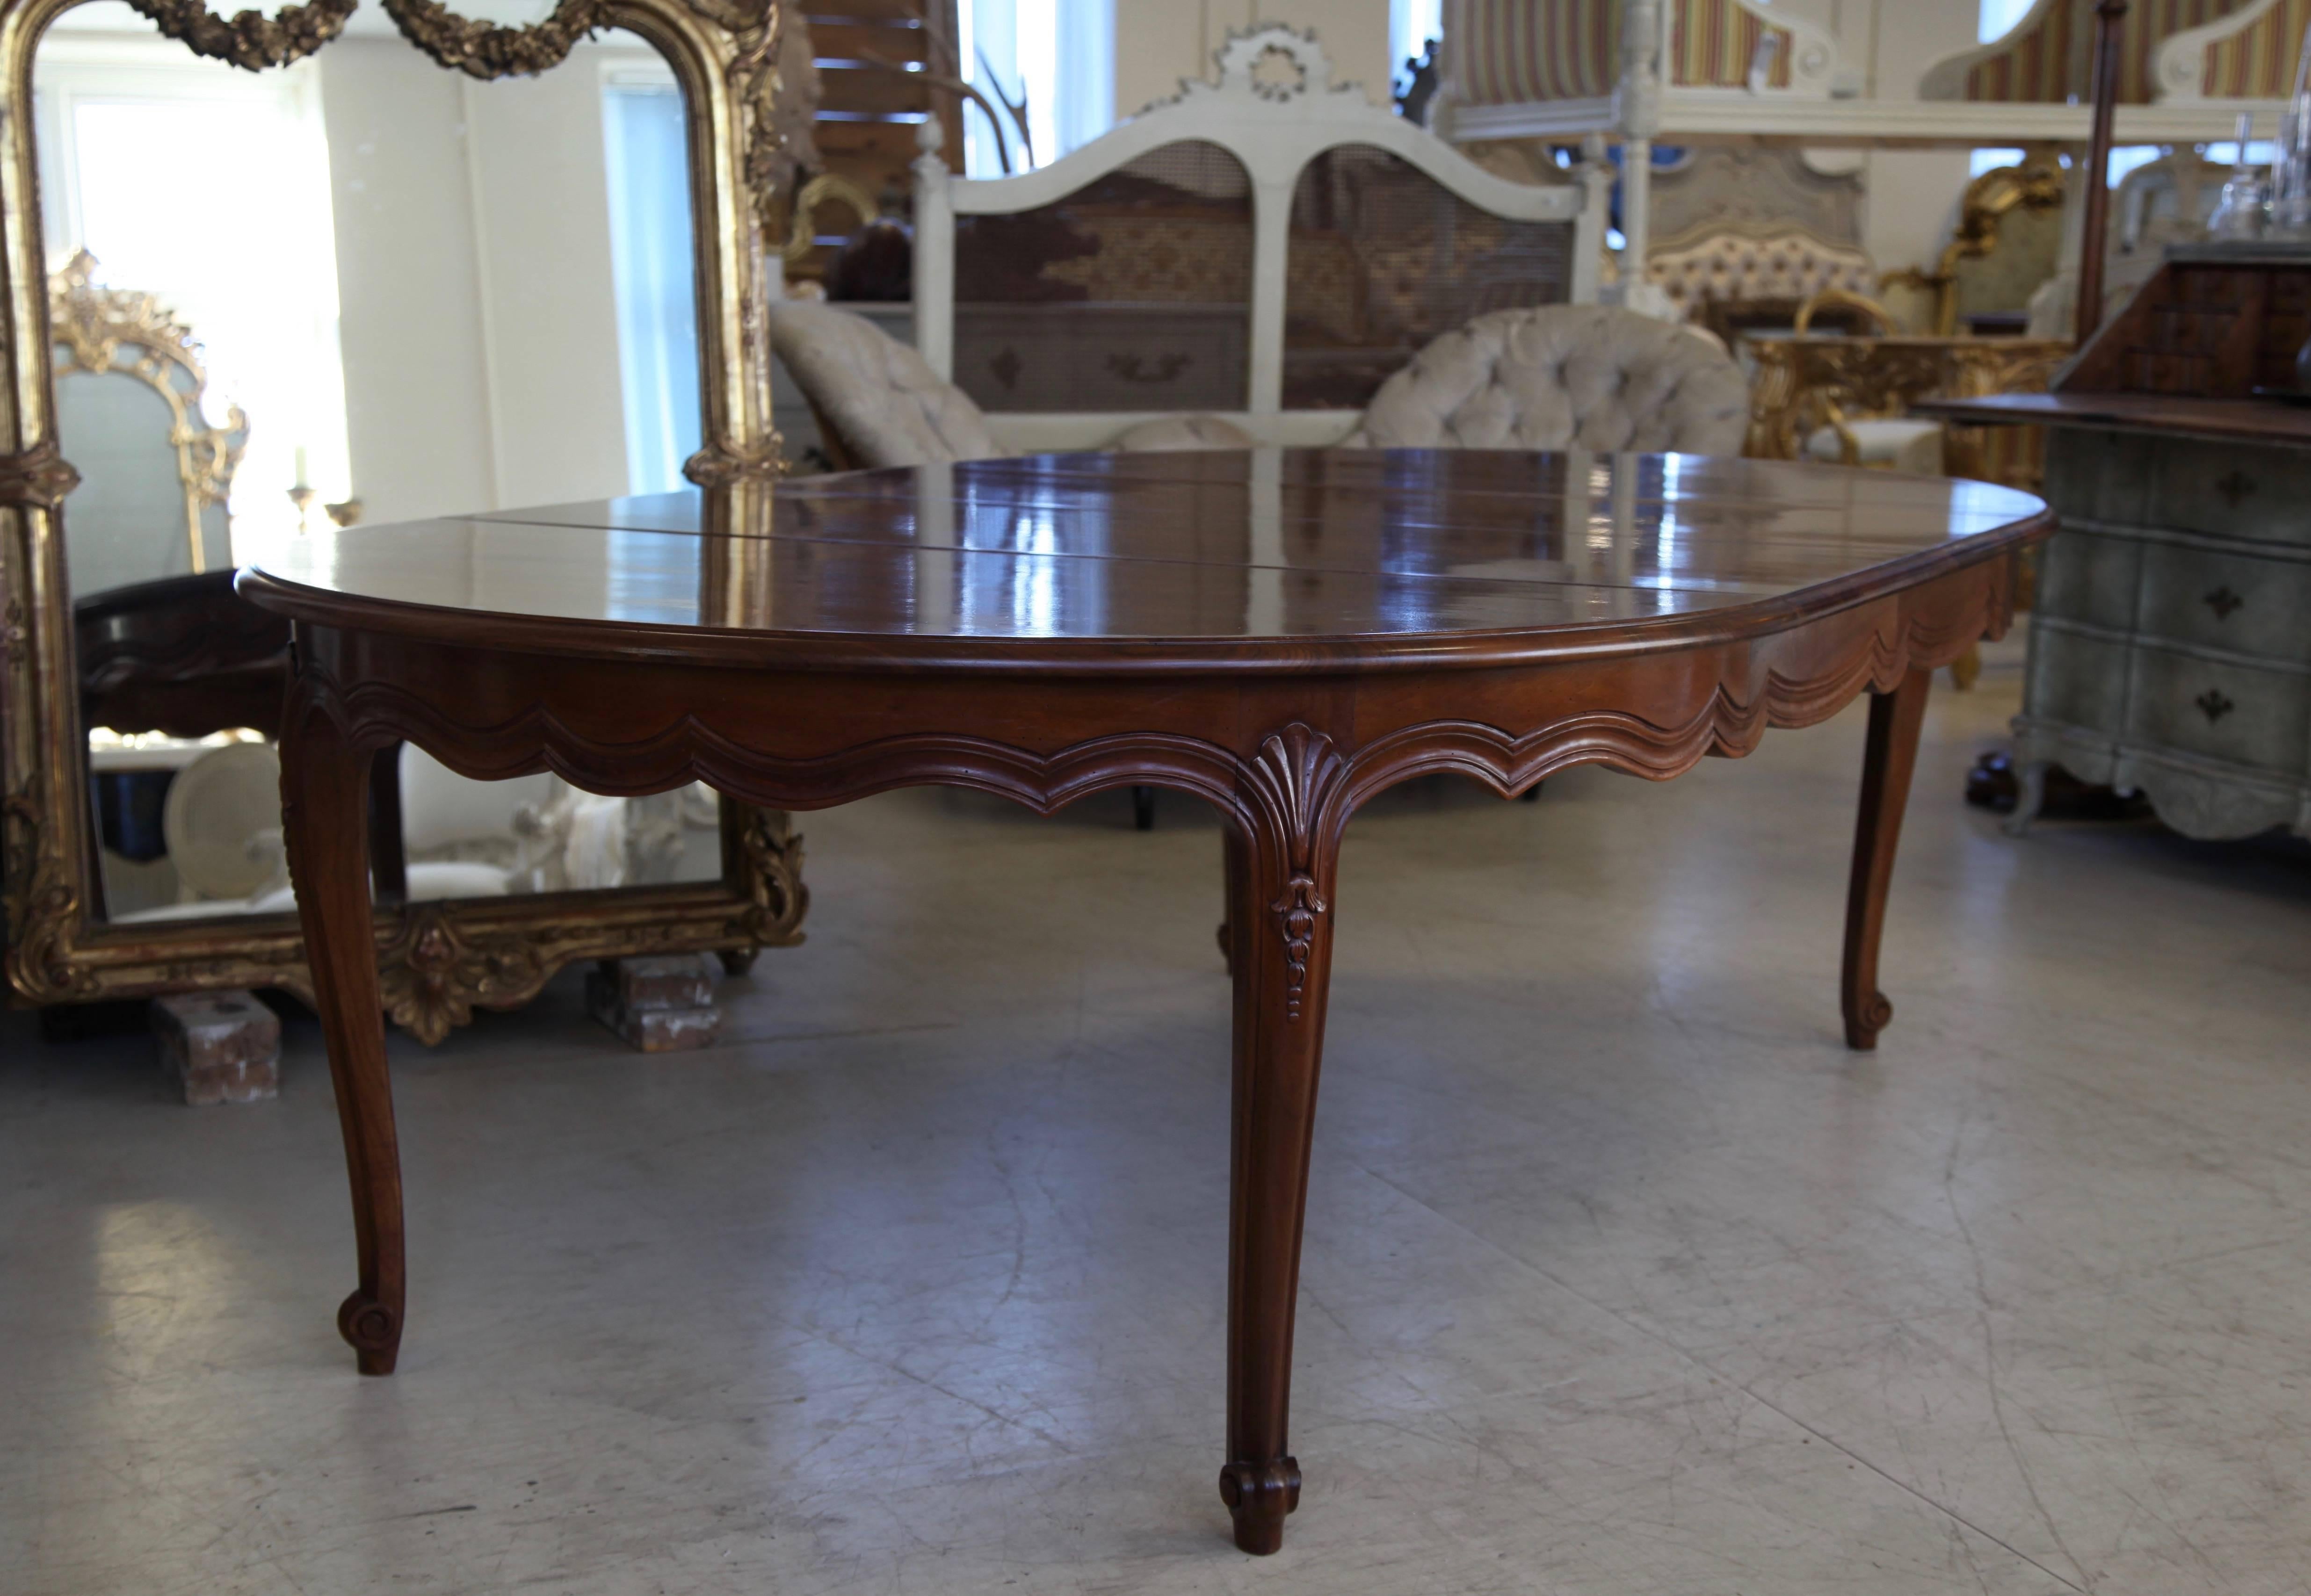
[2,0,808,1040]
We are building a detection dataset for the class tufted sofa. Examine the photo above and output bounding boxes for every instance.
[773,302,1748,465]
[1646,223,1878,331]
[766,301,1006,469]
[768,301,1260,469]
[1344,305,1750,454]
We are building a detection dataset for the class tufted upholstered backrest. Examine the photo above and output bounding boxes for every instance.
[1344,306,1751,454]
[766,301,1007,469]
[1646,225,1877,324]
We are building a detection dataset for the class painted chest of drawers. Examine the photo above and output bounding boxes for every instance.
[2021,424,2311,838]
[1915,247,2311,840]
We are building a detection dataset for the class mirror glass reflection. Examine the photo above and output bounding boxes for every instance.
[42,2,726,922]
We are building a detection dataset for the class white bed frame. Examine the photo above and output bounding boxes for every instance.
[909,25,1608,453]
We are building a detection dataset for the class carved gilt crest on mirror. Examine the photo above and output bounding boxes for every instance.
[1,0,811,1039]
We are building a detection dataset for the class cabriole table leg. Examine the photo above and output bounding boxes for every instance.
[1841,666,1932,1051]
[1218,807,1339,1554]
[280,674,406,1375]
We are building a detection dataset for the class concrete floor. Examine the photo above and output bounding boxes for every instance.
[6,642,2311,1595]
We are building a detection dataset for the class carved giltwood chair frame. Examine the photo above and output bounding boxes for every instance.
[1,0,809,1040]
[1884,160,2067,338]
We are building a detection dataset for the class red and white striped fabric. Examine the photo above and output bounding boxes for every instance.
[2202,0,2311,97]
[1447,0,1619,105]
[1962,0,2261,103]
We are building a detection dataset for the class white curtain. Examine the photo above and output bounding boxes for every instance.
[602,84,702,496]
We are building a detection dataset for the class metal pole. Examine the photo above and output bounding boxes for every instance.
[2075,0,2129,346]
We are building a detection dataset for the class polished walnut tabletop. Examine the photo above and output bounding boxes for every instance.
[1914,390,2311,445]
[239,448,2049,1557]
[243,449,2045,668]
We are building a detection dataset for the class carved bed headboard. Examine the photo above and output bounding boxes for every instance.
[1645,222,1877,328]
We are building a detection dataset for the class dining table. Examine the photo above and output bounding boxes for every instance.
[237,446,2050,1554]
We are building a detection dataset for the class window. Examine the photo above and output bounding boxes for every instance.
[36,11,351,563]
[957,0,1115,175]
[1393,0,1446,97]
[601,78,702,496]
[1978,0,2036,43]
[2103,145,2167,187]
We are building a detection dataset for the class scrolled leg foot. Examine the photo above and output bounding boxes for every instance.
[1844,989,1894,1052]
[337,1290,401,1375]
[1219,1456,1302,1554]
[716,946,761,977]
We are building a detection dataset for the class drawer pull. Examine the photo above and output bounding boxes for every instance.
[2196,688,2237,723]
[1105,352,1193,385]
[2214,469,2257,506]
[2203,585,2243,620]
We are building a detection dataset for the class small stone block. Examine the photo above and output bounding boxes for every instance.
[152,991,281,1107]
[594,955,717,1011]
[586,969,721,1053]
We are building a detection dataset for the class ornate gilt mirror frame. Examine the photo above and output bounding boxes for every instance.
[50,248,246,576]
[1,0,809,1039]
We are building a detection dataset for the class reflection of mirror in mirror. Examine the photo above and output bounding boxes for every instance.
[38,4,717,922]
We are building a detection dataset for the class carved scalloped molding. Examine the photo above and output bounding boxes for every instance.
[251,550,2014,1036]
[297,556,2014,854]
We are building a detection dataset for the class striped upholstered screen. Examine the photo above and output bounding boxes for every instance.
[2201,0,2311,96]
[1447,0,1806,104]
[1668,0,1793,89]
[1446,0,1620,105]
[1960,0,2261,102]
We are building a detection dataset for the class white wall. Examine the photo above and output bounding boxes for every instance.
[1115,0,1395,121]
[461,60,634,509]
[1854,0,1978,278]
[320,39,496,524]
[322,36,658,521]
